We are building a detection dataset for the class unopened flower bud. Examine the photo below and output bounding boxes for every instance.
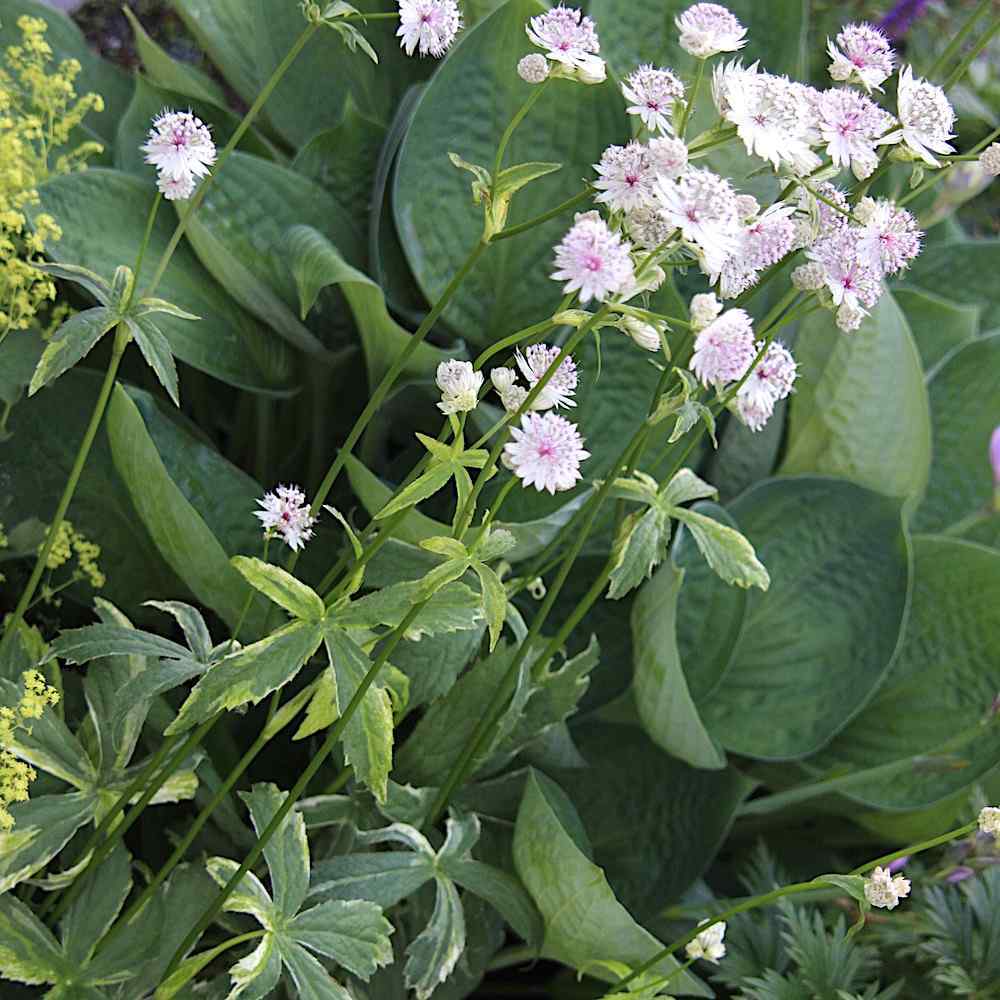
[552,309,592,328]
[517,53,550,84]
[436,360,483,414]
[689,292,723,330]
[791,262,826,292]
[980,805,1000,837]
[621,315,663,352]
[573,53,607,84]
[836,301,867,333]
[685,920,726,963]
[981,143,1000,177]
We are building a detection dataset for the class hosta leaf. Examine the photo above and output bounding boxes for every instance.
[893,286,978,370]
[902,239,1000,330]
[287,899,394,978]
[0,892,65,986]
[671,507,770,591]
[632,564,726,770]
[405,877,466,1000]
[232,557,326,623]
[166,621,324,735]
[513,771,710,997]
[309,853,435,908]
[29,307,118,396]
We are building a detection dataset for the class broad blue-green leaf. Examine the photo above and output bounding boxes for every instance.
[406,877,465,1000]
[0,892,65,986]
[310,853,435,908]
[903,240,1000,330]
[394,0,626,345]
[707,406,788,504]
[513,771,710,997]
[632,564,725,770]
[35,170,293,392]
[894,286,978,370]
[232,557,326,623]
[781,292,932,506]
[166,621,324,734]
[287,899,394,978]
[61,843,132,966]
[805,536,1000,810]
[698,478,910,760]
[914,334,1000,549]
[29,307,118,396]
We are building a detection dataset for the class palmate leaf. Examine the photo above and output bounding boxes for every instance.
[671,507,770,591]
[125,314,180,406]
[0,892,66,986]
[29,306,119,396]
[406,876,466,1000]
[232,556,326,623]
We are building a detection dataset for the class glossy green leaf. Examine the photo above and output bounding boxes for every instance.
[698,477,910,760]
[406,876,465,1000]
[394,0,626,346]
[0,892,65,986]
[29,307,118,396]
[894,286,979,370]
[632,564,725,769]
[35,170,293,392]
[232,556,326,623]
[513,770,710,997]
[310,853,435,908]
[287,899,394,978]
[781,292,932,506]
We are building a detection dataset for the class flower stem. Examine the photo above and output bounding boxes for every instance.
[898,124,1000,207]
[492,81,550,190]
[125,192,162,310]
[927,0,992,80]
[490,187,592,242]
[944,16,1000,90]
[850,821,978,876]
[679,58,705,139]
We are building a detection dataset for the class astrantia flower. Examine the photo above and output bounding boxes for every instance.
[622,64,685,134]
[982,143,1000,177]
[690,308,755,386]
[685,920,727,963]
[656,167,740,273]
[593,142,656,212]
[552,211,635,304]
[690,292,723,330]
[255,484,317,552]
[735,340,797,431]
[791,261,827,291]
[491,367,528,413]
[980,806,1000,837]
[676,3,746,58]
[816,87,894,180]
[836,300,867,333]
[793,181,851,249]
[864,866,911,910]
[807,228,881,310]
[715,203,796,297]
[517,53,550,84]
[855,197,921,277]
[396,0,462,58]
[516,343,579,410]
[646,136,689,179]
[157,171,196,202]
[504,411,590,494]
[827,23,895,92]
[624,205,673,251]
[436,359,483,414]
[881,65,955,166]
[526,5,600,69]
[142,109,217,192]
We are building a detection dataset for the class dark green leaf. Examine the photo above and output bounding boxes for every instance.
[277,939,352,1000]
[310,853,435,908]
[894,287,978,370]
[0,892,64,986]
[29,307,119,396]
[442,858,542,948]
[405,877,465,1000]
[60,843,131,966]
[902,239,1000,330]
[126,315,179,406]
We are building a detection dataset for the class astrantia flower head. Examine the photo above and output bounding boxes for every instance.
[552,211,635,304]
[982,143,1000,177]
[827,23,895,92]
[142,109,217,192]
[491,366,528,413]
[690,308,755,386]
[517,53,550,84]
[622,64,685,134]
[646,136,689,180]
[690,292,723,330]
[255,484,317,552]
[436,359,483,414]
[836,300,867,333]
[593,142,656,213]
[504,411,590,494]
[864,866,911,910]
[715,203,796,298]
[396,0,462,58]
[735,340,797,431]
[791,261,827,291]
[676,3,746,58]
[685,920,727,963]
[157,171,196,202]
[807,228,881,311]
[526,5,600,69]
[980,806,1000,837]
[624,205,673,251]
[656,167,740,273]
[516,343,579,410]
[881,65,955,166]
[854,197,921,277]
[816,87,895,180]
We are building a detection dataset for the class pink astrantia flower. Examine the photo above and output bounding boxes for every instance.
[517,53,550,84]
[982,143,1000,177]
[526,5,600,68]
[515,343,579,410]
[807,229,882,312]
[504,412,590,494]
[816,87,895,180]
[735,340,797,431]
[396,0,462,58]
[880,65,955,166]
[690,308,756,386]
[593,142,657,212]
[142,109,216,195]
[255,485,317,551]
[622,64,685,134]
[676,3,746,58]
[624,205,673,251]
[646,136,689,179]
[855,197,922,277]
[827,22,895,92]
[656,167,740,273]
[436,360,483,414]
[157,171,196,202]
[551,211,635,304]
[715,203,796,298]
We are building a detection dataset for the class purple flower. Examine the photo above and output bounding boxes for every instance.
[878,0,932,40]
[946,865,975,884]
[990,426,1000,485]
[888,856,910,874]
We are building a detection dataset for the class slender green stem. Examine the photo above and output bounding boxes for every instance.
[159,601,428,985]
[851,821,978,876]
[1,326,130,654]
[341,10,398,20]
[474,318,558,369]
[145,22,321,297]
[679,59,705,139]
[928,0,992,79]
[943,15,1000,90]
[943,507,992,537]
[899,124,1000,208]
[492,82,550,189]
[490,188,592,242]
[126,192,162,309]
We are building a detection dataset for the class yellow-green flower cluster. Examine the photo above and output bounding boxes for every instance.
[0,669,59,830]
[40,518,105,590]
[0,16,104,339]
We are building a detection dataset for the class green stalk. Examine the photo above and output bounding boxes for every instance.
[851,821,978,876]
[492,81,550,189]
[928,0,993,79]
[490,188,592,242]
[898,124,1000,208]
[943,15,1000,90]
[679,58,705,139]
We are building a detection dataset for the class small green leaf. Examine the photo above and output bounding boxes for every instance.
[405,877,466,1000]
[205,857,275,925]
[134,296,201,321]
[335,580,483,637]
[29,307,118,396]
[0,893,65,986]
[660,468,718,508]
[493,161,562,199]
[607,507,669,600]
[34,261,112,305]
[475,563,508,651]
[153,935,259,1000]
[293,667,338,741]
[817,873,867,904]
[376,463,455,520]
[671,508,770,591]
[232,556,325,623]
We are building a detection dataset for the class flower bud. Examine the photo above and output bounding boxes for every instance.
[981,142,1000,177]
[517,53,550,84]
[621,315,663,352]
[689,292,723,330]
[980,805,1000,837]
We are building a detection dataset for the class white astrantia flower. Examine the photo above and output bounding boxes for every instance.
[979,806,1000,837]
[157,171,196,202]
[624,205,674,251]
[142,109,217,193]
[864,866,911,910]
[622,64,685,134]
[396,0,462,58]
[854,197,922,277]
[436,360,483,414]
[685,920,727,963]
[690,292,723,330]
[593,142,657,213]
[816,87,895,180]
[713,61,821,174]
[690,307,755,386]
[735,194,760,222]
[807,228,881,311]
[491,367,529,413]
[880,65,956,166]
[982,143,1000,177]
[827,22,895,92]
[714,202,796,298]
[676,3,746,59]
[735,340,797,431]
[504,411,590,494]
[255,484,317,552]
[620,315,663,351]
[646,136,689,179]
[656,167,741,274]
[517,53,550,84]
[526,5,600,69]
[551,211,636,304]
[515,343,579,409]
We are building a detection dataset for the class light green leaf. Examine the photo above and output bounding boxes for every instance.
[232,556,325,623]
[632,564,726,770]
[277,939,352,1000]
[309,854,435,908]
[817,874,867,905]
[166,621,324,735]
[125,314,179,405]
[205,857,275,927]
[474,563,508,651]
[293,667,339,742]
[607,507,669,600]
[48,625,190,666]
[0,892,64,986]
[29,307,119,396]
[287,899,394,979]
[513,771,710,997]
[33,262,112,305]
[660,469,719,508]
[336,580,483,637]
[376,463,456,520]
[228,934,283,1000]
[442,858,543,948]
[153,936,259,1000]
[405,877,466,1000]
[671,507,770,591]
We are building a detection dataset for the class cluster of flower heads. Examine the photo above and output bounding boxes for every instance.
[142,109,218,201]
[255,484,318,552]
[518,5,606,84]
[41,518,105,590]
[396,0,462,58]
